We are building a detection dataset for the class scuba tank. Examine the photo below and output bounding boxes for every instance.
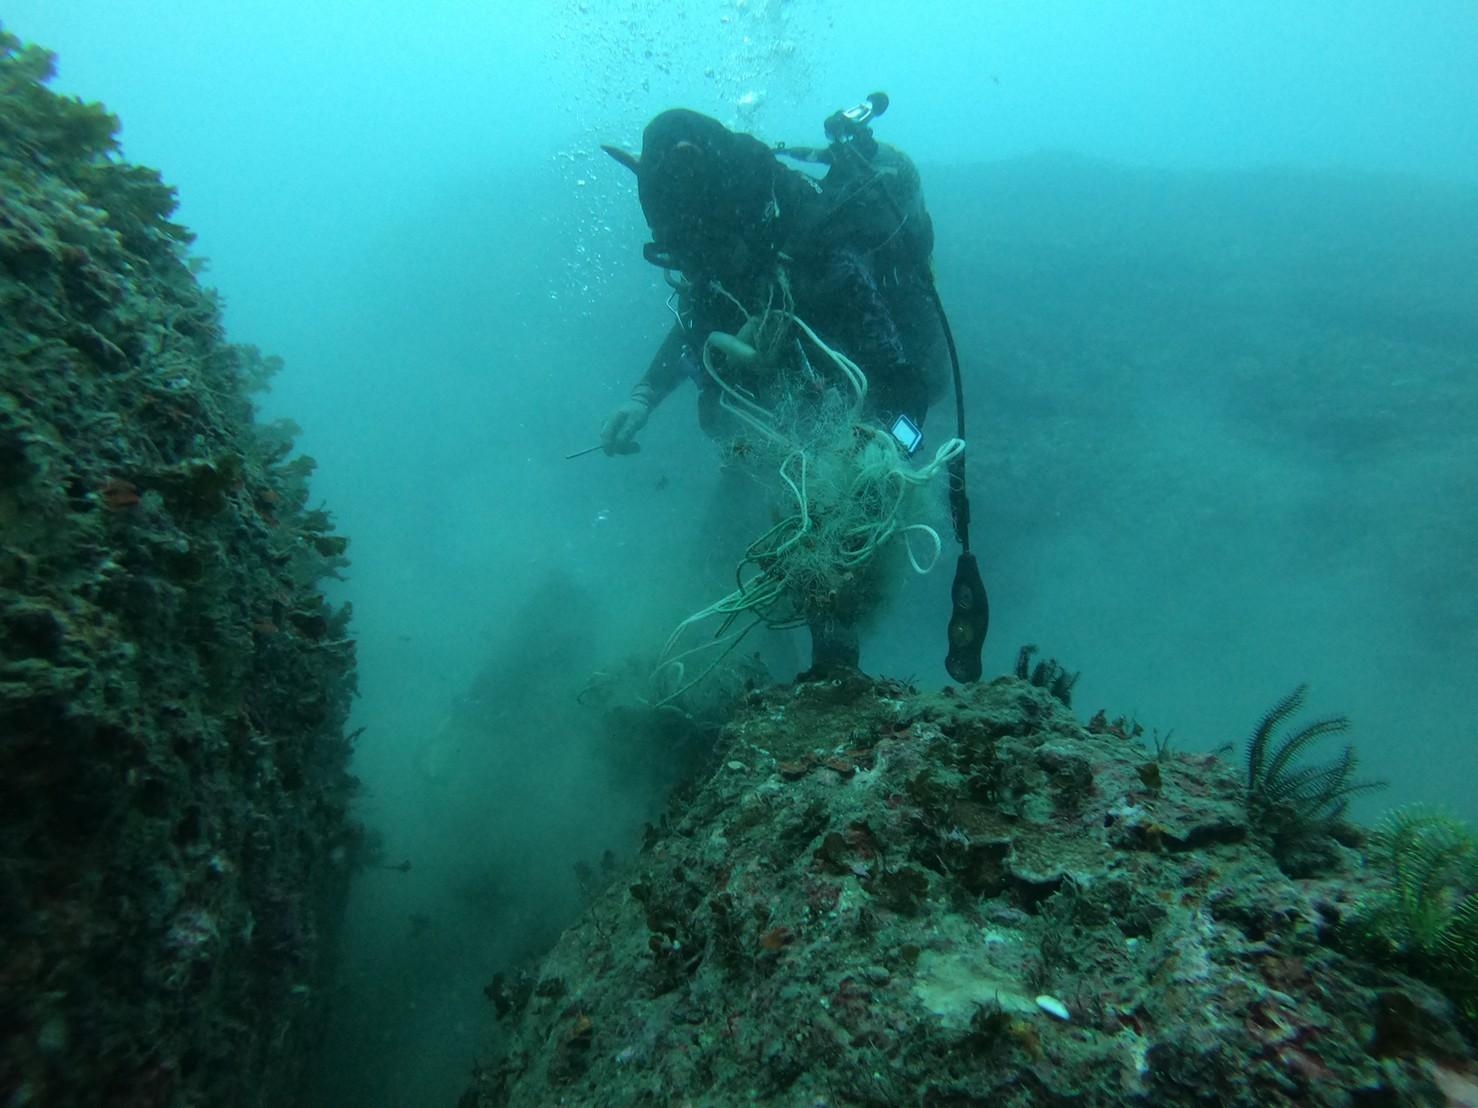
[782,94,989,683]
[782,92,934,278]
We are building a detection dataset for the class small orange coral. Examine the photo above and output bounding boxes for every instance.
[759,926,794,951]
[99,478,140,509]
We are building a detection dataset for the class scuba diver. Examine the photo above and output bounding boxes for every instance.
[598,97,958,677]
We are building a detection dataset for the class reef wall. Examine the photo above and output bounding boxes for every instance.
[0,33,359,1106]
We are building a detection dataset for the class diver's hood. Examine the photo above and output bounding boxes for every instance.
[605,109,786,271]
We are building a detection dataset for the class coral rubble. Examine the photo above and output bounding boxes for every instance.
[1,32,358,1106]
[464,676,1476,1106]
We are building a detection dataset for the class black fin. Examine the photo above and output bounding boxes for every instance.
[601,144,640,175]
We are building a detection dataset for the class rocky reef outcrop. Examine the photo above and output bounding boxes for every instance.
[464,675,1477,1106]
[1,32,358,1107]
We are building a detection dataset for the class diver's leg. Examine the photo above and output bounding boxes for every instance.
[805,614,860,677]
[800,548,896,679]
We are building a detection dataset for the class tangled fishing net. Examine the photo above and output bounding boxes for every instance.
[654,277,963,703]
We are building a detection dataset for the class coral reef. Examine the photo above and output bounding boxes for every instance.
[462,676,1477,1106]
[0,32,358,1106]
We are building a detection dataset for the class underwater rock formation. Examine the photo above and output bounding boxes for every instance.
[0,33,358,1106]
[463,676,1477,1106]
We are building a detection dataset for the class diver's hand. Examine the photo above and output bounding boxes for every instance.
[600,384,653,456]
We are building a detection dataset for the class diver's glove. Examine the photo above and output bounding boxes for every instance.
[600,382,654,455]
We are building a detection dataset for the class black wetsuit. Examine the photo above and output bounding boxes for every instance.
[640,146,944,438]
[627,114,946,673]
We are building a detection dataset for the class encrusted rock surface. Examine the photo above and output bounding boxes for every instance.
[464,676,1476,1107]
[1,33,358,1106]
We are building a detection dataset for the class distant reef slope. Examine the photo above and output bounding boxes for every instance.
[1,32,358,1107]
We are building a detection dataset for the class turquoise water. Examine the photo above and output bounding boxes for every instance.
[8,4,1476,1103]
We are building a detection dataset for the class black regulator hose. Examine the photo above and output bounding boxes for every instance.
[922,279,989,683]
